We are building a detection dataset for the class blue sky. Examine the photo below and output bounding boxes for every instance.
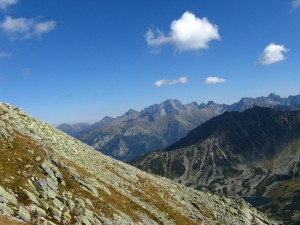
[0,0,299,124]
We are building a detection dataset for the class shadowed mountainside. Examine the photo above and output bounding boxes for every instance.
[132,107,300,224]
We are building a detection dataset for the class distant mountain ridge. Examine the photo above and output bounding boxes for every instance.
[132,107,300,224]
[58,93,300,161]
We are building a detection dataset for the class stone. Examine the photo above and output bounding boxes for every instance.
[84,208,94,219]
[53,197,64,211]
[35,156,42,161]
[65,198,75,211]
[23,189,40,205]
[18,206,31,223]
[85,198,94,208]
[0,185,18,206]
[0,197,8,204]
[75,198,86,208]
[49,206,62,219]
[36,206,47,217]
[0,203,14,215]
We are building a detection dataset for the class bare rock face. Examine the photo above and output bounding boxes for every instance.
[0,102,277,224]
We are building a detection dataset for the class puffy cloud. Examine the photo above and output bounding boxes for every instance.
[205,76,226,84]
[259,43,288,65]
[291,0,300,9]
[0,16,56,40]
[155,76,188,87]
[0,0,17,10]
[146,11,220,52]
[0,51,11,59]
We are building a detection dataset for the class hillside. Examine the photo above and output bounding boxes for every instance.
[133,107,300,224]
[58,93,300,161]
[0,102,277,224]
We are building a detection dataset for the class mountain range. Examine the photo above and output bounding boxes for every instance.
[58,93,300,161]
[0,102,276,224]
[132,106,300,224]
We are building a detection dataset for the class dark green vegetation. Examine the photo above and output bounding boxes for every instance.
[133,107,300,224]
[59,93,300,161]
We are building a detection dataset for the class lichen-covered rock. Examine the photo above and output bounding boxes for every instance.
[18,205,31,223]
[0,185,18,206]
[0,203,14,215]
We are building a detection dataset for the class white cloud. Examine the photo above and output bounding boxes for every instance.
[291,0,300,9]
[0,51,11,59]
[146,11,220,52]
[259,43,288,65]
[0,16,56,40]
[0,0,17,10]
[155,76,188,87]
[205,76,226,84]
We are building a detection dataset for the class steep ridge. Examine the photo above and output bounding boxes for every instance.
[73,99,226,161]
[133,107,300,224]
[58,93,300,161]
[0,103,276,224]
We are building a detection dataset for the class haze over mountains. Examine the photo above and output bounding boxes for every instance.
[133,107,300,224]
[59,93,300,161]
[0,102,276,224]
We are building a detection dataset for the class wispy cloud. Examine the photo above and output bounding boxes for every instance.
[155,76,188,87]
[22,68,30,76]
[0,51,11,59]
[205,76,226,84]
[291,0,300,10]
[0,0,17,10]
[146,11,220,52]
[259,43,288,65]
[0,16,56,40]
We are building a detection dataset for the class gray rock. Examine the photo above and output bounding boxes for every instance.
[85,198,94,208]
[0,185,18,206]
[18,206,31,223]
[65,198,75,211]
[0,203,14,215]
[0,197,8,203]
[49,206,62,218]
[75,198,86,208]
[23,189,40,205]
[35,156,42,161]
[36,206,47,217]
[53,197,64,211]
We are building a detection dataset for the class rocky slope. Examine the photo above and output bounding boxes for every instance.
[58,93,300,161]
[133,107,300,224]
[0,102,277,224]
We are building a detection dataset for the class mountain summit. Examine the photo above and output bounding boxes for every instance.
[58,93,300,161]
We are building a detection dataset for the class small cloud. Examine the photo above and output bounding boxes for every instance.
[259,43,288,65]
[22,68,30,76]
[291,0,300,10]
[0,16,56,40]
[146,11,220,52]
[0,0,17,10]
[0,51,11,59]
[205,76,226,84]
[155,76,188,87]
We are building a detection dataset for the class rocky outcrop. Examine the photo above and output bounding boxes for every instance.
[0,102,277,224]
